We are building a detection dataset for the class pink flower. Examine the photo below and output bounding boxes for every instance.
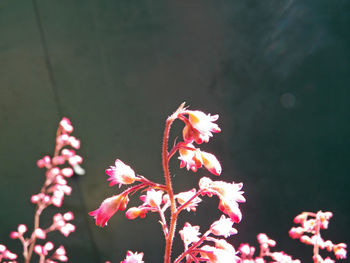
[121,251,144,263]
[210,215,237,238]
[89,193,129,227]
[175,189,202,212]
[238,243,255,258]
[90,195,128,225]
[34,228,47,239]
[179,223,201,247]
[181,110,221,144]
[178,143,203,172]
[59,117,73,134]
[178,143,222,175]
[333,243,347,260]
[289,227,304,239]
[125,207,148,220]
[140,189,163,208]
[257,233,276,247]
[34,242,54,256]
[199,177,245,223]
[51,245,68,262]
[106,159,137,187]
[200,151,222,176]
[200,239,238,263]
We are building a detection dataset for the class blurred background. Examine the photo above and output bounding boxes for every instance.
[0,0,349,262]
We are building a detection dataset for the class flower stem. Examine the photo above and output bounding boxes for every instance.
[163,103,185,263]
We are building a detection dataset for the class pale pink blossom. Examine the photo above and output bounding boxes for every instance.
[121,251,144,263]
[199,177,245,223]
[106,159,137,187]
[200,151,222,176]
[140,189,163,208]
[178,143,203,172]
[333,243,347,260]
[175,189,202,212]
[210,215,237,238]
[181,110,221,144]
[178,143,221,175]
[200,239,238,263]
[89,194,129,227]
[179,223,201,247]
[125,207,148,220]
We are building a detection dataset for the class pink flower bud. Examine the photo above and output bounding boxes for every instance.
[17,224,27,234]
[63,212,74,221]
[61,168,73,177]
[68,155,83,166]
[0,244,6,252]
[200,151,222,176]
[89,194,130,227]
[69,136,80,149]
[35,228,46,239]
[125,207,142,220]
[52,156,66,165]
[300,235,312,245]
[61,149,75,158]
[31,194,40,204]
[9,232,19,239]
[60,117,73,133]
[44,242,54,251]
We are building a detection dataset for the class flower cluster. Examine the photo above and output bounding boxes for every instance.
[89,104,246,262]
[89,104,347,263]
[0,118,83,263]
[238,233,300,263]
[289,211,347,262]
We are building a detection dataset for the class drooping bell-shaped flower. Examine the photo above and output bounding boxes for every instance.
[89,193,129,227]
[181,110,221,144]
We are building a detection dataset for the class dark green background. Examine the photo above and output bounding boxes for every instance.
[0,1,349,262]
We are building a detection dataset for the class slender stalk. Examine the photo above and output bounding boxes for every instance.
[313,212,321,263]
[25,207,43,263]
[163,103,185,263]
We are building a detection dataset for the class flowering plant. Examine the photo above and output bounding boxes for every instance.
[89,103,347,263]
[0,118,84,263]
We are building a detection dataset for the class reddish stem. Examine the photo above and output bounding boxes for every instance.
[163,103,185,263]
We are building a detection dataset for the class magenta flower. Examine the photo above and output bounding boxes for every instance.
[121,251,144,263]
[89,193,129,227]
[105,159,137,187]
